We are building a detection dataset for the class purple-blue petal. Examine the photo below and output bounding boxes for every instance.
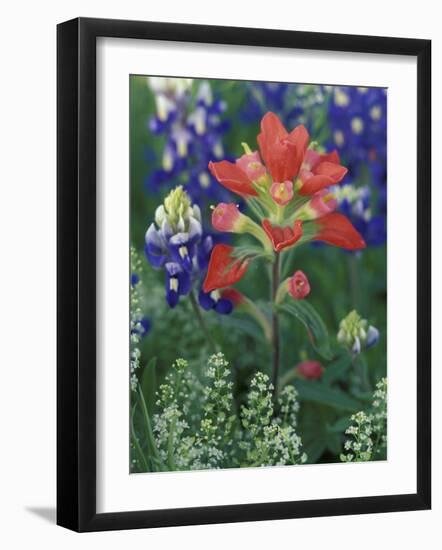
[214,298,233,315]
[198,289,215,310]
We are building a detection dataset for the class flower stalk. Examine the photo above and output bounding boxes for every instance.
[271,252,281,394]
[189,290,218,353]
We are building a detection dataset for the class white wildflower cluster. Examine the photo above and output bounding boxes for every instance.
[240,374,306,467]
[258,424,306,467]
[241,372,273,433]
[153,358,202,470]
[144,354,307,472]
[340,411,373,462]
[130,247,143,391]
[194,353,236,469]
[277,385,300,428]
[130,348,141,392]
[371,377,387,457]
[341,377,387,462]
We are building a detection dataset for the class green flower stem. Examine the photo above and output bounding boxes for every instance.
[242,299,272,341]
[348,254,361,310]
[166,367,184,471]
[278,368,299,391]
[130,403,149,472]
[243,217,273,253]
[137,386,162,467]
[189,290,218,353]
[167,418,177,471]
[275,278,289,305]
[271,252,281,395]
[352,353,371,393]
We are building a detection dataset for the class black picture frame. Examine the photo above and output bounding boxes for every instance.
[57,17,431,532]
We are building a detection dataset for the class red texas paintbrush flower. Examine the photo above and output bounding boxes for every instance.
[208,158,260,198]
[262,219,303,252]
[203,244,250,293]
[257,112,309,182]
[297,149,348,196]
[204,111,365,292]
[313,213,366,250]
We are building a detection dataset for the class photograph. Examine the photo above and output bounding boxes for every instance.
[129,76,388,473]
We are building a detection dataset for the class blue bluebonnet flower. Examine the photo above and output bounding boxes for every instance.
[198,286,233,314]
[337,310,380,355]
[327,86,387,185]
[130,271,151,337]
[145,186,236,314]
[327,86,387,245]
[145,78,231,205]
[241,82,327,135]
[331,183,386,247]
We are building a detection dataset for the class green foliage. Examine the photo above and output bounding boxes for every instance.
[280,300,333,360]
[322,353,352,385]
[299,403,343,463]
[296,379,362,411]
[140,357,157,417]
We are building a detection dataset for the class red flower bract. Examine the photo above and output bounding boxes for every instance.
[257,112,309,183]
[296,360,324,380]
[221,288,245,306]
[208,160,258,198]
[298,149,348,196]
[314,213,366,250]
[203,244,249,292]
[262,219,303,252]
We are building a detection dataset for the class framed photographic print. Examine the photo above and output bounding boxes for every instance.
[57,17,431,532]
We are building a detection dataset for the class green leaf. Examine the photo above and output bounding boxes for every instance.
[322,353,352,385]
[140,357,157,417]
[327,416,352,433]
[326,433,342,455]
[304,440,326,464]
[299,402,333,463]
[280,300,332,359]
[295,379,362,411]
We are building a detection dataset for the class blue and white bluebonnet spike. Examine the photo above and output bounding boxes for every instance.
[144,185,235,314]
[145,78,230,205]
[337,309,380,355]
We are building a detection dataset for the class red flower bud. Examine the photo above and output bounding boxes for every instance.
[235,151,267,182]
[211,203,242,232]
[288,270,311,300]
[296,359,323,379]
[270,180,294,206]
[310,188,337,217]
